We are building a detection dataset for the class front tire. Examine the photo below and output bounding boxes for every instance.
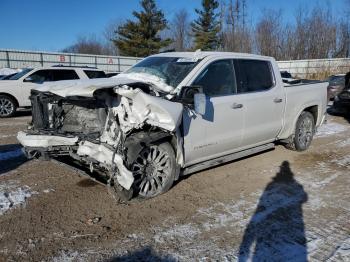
[131,142,176,199]
[286,111,315,151]
[0,95,17,118]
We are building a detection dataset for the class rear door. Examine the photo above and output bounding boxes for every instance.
[234,59,284,147]
[183,59,245,166]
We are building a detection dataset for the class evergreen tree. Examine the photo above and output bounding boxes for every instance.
[191,0,221,50]
[114,0,171,57]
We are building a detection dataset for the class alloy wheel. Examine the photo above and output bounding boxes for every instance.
[0,97,14,117]
[132,144,172,198]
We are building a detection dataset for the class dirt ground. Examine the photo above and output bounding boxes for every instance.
[0,110,349,261]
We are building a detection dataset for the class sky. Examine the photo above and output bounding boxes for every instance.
[0,0,346,52]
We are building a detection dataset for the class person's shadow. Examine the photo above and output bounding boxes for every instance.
[238,161,308,262]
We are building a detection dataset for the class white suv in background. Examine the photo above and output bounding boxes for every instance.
[0,66,107,117]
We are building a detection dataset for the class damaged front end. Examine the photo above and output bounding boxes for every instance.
[18,82,184,201]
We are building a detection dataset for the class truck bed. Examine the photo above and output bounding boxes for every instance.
[278,81,328,139]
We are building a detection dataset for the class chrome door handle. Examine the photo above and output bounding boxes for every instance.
[232,103,243,109]
[274,98,283,103]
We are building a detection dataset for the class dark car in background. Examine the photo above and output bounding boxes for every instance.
[326,74,346,100]
[333,72,350,114]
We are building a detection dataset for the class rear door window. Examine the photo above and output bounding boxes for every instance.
[235,59,274,93]
[84,70,107,79]
[192,60,236,96]
[51,70,79,81]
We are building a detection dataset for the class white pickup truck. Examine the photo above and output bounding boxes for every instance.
[17,52,328,201]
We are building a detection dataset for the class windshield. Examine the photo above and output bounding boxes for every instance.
[9,68,33,80]
[124,57,199,88]
[1,73,16,80]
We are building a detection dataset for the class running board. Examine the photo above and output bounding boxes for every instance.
[183,143,275,175]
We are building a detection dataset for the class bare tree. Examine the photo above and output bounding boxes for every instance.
[62,35,106,55]
[62,28,120,56]
[223,0,239,51]
[255,9,284,59]
[171,9,191,51]
[221,0,252,53]
[256,5,342,60]
[103,20,123,55]
[305,6,337,59]
[334,21,350,57]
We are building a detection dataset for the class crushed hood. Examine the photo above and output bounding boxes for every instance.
[34,72,174,98]
[114,88,183,132]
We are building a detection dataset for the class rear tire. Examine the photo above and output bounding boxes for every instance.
[285,111,315,151]
[0,95,17,118]
[131,142,176,199]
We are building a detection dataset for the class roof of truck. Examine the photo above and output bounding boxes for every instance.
[152,51,273,61]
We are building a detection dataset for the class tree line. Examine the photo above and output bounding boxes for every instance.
[63,0,350,60]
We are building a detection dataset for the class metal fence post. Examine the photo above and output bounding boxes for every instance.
[118,57,121,72]
[5,51,10,68]
[40,52,44,66]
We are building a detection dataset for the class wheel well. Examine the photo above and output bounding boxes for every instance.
[124,129,181,180]
[303,105,318,124]
[0,93,19,107]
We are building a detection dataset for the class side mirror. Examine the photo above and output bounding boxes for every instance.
[24,76,35,82]
[194,93,206,115]
[179,86,206,115]
[180,85,204,104]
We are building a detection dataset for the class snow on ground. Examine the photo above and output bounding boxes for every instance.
[0,181,35,215]
[328,238,350,261]
[332,155,350,168]
[53,162,350,261]
[0,148,24,161]
[315,122,348,138]
[0,134,16,139]
[49,117,350,261]
[0,68,22,76]
[338,138,350,147]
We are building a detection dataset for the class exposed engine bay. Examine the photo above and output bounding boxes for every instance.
[18,75,185,201]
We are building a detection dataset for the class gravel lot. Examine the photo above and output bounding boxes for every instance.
[0,111,349,261]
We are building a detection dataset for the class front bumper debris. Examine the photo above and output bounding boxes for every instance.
[17,131,134,190]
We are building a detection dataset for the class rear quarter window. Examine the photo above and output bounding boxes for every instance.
[84,70,107,79]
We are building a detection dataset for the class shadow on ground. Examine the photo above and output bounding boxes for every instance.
[13,109,32,118]
[0,144,28,175]
[107,246,176,262]
[238,161,308,262]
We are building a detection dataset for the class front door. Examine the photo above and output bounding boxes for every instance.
[183,59,245,166]
[19,69,53,106]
